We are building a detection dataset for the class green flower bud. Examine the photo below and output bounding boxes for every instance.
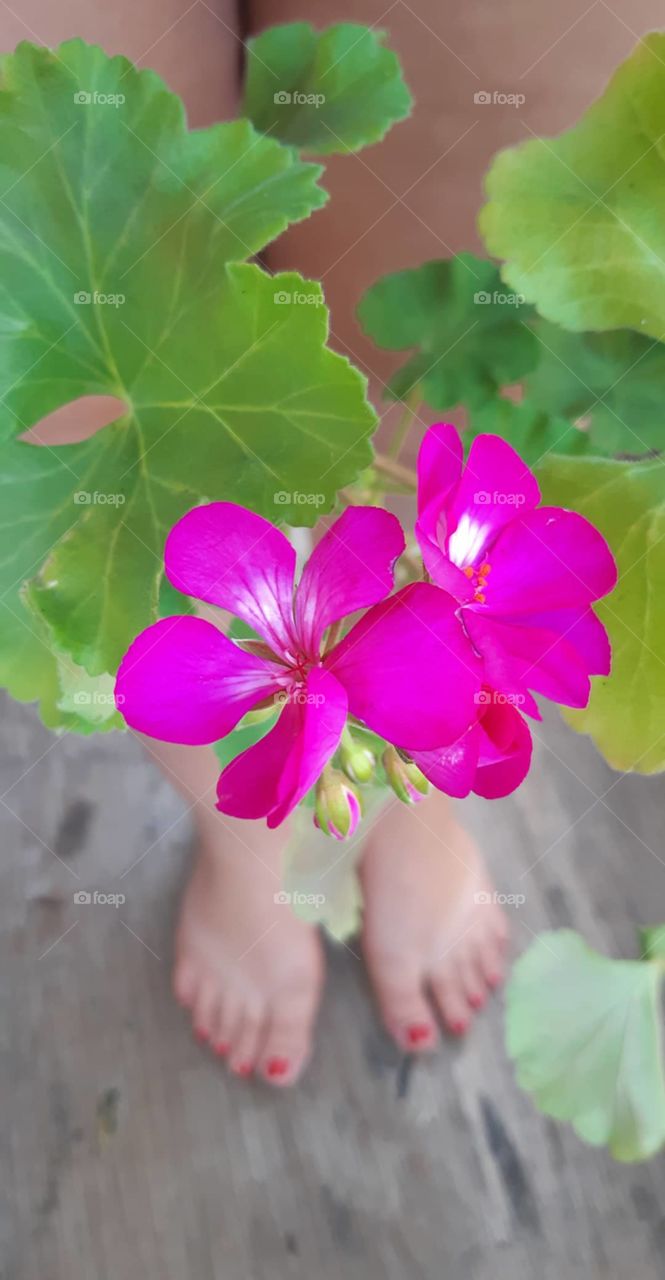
[314,770,362,840]
[382,746,429,804]
[339,728,375,784]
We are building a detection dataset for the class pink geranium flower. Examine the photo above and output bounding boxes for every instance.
[115,502,483,828]
[415,424,617,718]
[408,688,532,800]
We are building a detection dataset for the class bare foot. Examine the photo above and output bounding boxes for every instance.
[173,809,324,1087]
[360,791,509,1051]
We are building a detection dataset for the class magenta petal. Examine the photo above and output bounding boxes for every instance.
[521,606,610,676]
[410,726,481,799]
[464,610,592,710]
[115,617,284,744]
[294,506,404,658]
[484,507,617,614]
[326,582,482,750]
[473,700,532,799]
[216,667,347,826]
[417,422,464,515]
[165,502,297,656]
[444,434,541,569]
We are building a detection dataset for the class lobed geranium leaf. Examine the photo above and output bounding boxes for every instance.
[0,41,377,714]
[507,930,665,1162]
[467,397,590,466]
[526,323,665,457]
[243,22,412,154]
[538,453,665,773]
[479,34,665,341]
[357,255,539,410]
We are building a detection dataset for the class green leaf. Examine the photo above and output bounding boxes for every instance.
[526,323,665,457]
[480,34,665,341]
[538,453,665,773]
[243,22,412,154]
[467,397,590,466]
[55,659,124,732]
[507,930,665,1162]
[639,925,665,963]
[357,255,539,410]
[0,41,377,724]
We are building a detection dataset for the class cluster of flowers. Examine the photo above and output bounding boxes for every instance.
[115,425,616,838]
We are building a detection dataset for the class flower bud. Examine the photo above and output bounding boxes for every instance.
[314,770,361,840]
[382,746,429,804]
[339,730,375,784]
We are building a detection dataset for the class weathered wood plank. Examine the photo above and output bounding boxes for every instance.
[2,691,664,1280]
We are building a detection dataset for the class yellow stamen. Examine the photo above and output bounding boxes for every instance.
[463,565,474,578]
[475,591,486,604]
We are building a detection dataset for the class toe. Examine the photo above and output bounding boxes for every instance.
[365,955,439,1053]
[429,967,472,1037]
[480,935,506,990]
[257,993,318,1087]
[192,979,220,1045]
[228,998,265,1078]
[211,994,242,1057]
[457,950,487,1010]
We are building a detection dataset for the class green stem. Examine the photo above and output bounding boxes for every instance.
[387,386,423,461]
[373,453,418,490]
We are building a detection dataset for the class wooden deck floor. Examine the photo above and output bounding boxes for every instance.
[3,690,665,1279]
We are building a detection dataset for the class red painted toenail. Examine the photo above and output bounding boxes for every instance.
[488,972,502,988]
[450,1019,468,1036]
[194,1027,209,1043]
[233,1062,253,1077]
[214,1042,229,1056]
[407,1023,433,1046]
[469,992,485,1010]
[266,1057,290,1078]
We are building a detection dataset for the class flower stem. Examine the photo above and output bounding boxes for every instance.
[373,453,418,490]
[388,386,423,461]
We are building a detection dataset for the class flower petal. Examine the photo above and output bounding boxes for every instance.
[165,502,297,657]
[481,507,617,614]
[417,422,464,515]
[416,500,476,602]
[326,582,482,750]
[522,606,611,675]
[294,506,404,659]
[115,616,284,744]
[464,610,593,710]
[410,725,481,799]
[473,699,533,799]
[216,667,347,826]
[445,434,541,569]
